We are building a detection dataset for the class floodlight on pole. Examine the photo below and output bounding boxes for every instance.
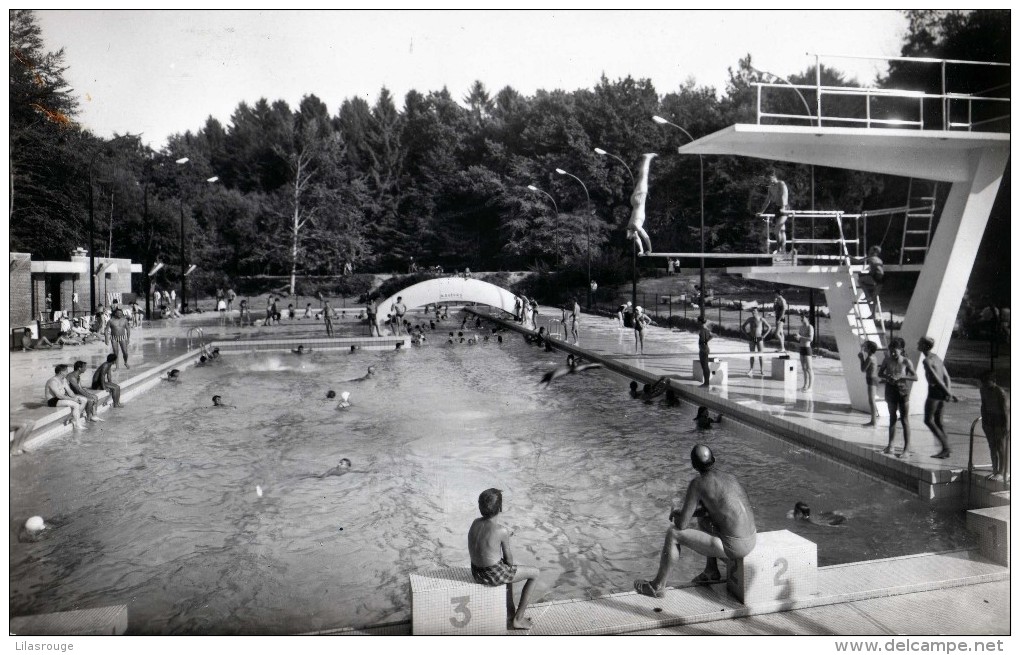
[594,147,634,183]
[526,185,559,215]
[148,262,164,276]
[652,115,707,321]
[554,168,593,307]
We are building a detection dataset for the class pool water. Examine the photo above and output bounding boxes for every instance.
[9,325,974,634]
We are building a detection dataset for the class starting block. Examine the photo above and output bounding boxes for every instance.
[410,568,505,635]
[967,506,1009,566]
[692,358,728,385]
[727,530,817,605]
[770,355,797,381]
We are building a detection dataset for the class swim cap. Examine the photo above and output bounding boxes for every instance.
[25,516,45,533]
[691,444,715,472]
[340,391,350,402]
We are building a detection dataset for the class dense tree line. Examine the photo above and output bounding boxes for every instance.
[8,10,1009,300]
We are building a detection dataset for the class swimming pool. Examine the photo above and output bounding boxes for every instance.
[8,324,974,634]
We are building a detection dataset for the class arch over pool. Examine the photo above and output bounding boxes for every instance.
[375,277,520,329]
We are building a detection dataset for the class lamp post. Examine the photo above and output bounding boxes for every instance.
[594,147,634,183]
[594,147,635,311]
[652,115,706,321]
[175,157,218,313]
[87,133,135,314]
[554,168,593,308]
[527,184,561,264]
[752,66,819,329]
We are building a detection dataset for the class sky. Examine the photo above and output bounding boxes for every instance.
[36,9,911,148]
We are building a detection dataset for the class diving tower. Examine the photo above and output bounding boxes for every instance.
[675,56,1009,414]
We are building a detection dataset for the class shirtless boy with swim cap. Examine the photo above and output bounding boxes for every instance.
[635,444,756,597]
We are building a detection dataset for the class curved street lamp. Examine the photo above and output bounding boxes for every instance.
[175,157,219,313]
[87,133,137,314]
[594,147,634,183]
[526,184,559,214]
[652,115,707,321]
[554,168,594,307]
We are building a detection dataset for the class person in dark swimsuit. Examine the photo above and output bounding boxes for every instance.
[918,337,958,459]
[879,337,918,458]
[90,353,124,407]
[635,445,757,597]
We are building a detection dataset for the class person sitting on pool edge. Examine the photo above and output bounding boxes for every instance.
[91,354,124,408]
[635,444,757,596]
[791,501,846,527]
[694,406,723,430]
[468,488,541,630]
[212,395,234,408]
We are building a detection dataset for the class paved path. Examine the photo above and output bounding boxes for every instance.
[477,305,1009,502]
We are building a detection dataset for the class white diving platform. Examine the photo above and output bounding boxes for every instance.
[679,123,1009,414]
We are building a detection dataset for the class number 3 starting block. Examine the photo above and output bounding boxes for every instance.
[410,568,505,635]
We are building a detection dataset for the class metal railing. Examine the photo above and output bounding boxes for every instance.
[758,210,863,260]
[754,53,1009,132]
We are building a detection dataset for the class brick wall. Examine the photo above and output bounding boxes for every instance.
[9,253,32,327]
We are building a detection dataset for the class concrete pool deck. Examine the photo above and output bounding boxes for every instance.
[8,309,1010,636]
[471,305,1010,508]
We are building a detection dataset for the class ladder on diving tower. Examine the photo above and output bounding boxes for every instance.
[836,215,887,351]
[898,179,939,266]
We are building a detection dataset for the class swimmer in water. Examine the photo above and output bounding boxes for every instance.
[347,366,376,382]
[629,380,641,398]
[791,501,846,527]
[337,391,352,409]
[20,515,48,542]
[694,406,723,430]
[292,344,311,355]
[167,369,181,382]
[301,458,353,479]
[212,395,235,408]
[665,389,681,407]
[326,390,336,399]
[540,355,603,387]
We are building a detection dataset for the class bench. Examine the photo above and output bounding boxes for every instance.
[967,506,1009,566]
[727,530,817,605]
[410,568,505,635]
[692,358,728,385]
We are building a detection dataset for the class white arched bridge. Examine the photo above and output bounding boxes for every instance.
[374,277,520,330]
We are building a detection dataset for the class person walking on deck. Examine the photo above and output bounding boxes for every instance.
[797,314,815,391]
[740,307,772,377]
[879,337,917,458]
[570,298,580,344]
[979,371,1010,481]
[635,445,756,597]
[104,308,131,369]
[918,337,958,459]
[634,306,651,354]
[773,290,788,352]
[859,340,880,426]
[697,316,713,388]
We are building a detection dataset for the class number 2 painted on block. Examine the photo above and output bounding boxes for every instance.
[773,557,789,586]
[450,595,472,628]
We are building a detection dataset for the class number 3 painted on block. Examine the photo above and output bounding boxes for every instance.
[450,595,472,628]
[773,557,789,586]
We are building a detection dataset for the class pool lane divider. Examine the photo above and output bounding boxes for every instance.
[465,308,965,504]
[18,336,410,452]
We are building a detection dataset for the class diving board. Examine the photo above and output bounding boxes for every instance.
[680,122,1009,414]
[639,252,775,259]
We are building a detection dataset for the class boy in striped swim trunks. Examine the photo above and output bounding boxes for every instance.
[468,488,541,630]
